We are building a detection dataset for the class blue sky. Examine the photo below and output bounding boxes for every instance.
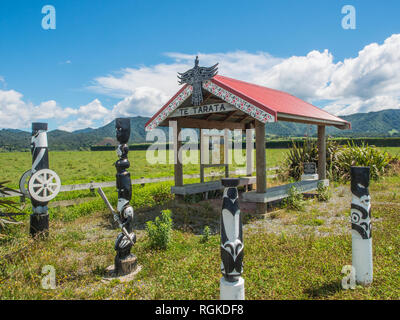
[1,0,400,131]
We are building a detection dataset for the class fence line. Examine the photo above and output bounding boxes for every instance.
[0,167,279,198]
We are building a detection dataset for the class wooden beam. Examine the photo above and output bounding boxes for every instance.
[223,110,239,121]
[317,125,326,180]
[239,115,250,123]
[205,113,214,121]
[255,120,267,214]
[176,118,245,130]
[201,91,213,105]
[277,113,349,129]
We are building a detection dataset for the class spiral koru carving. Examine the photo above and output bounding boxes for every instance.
[350,167,372,240]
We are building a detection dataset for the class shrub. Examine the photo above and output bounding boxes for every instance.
[200,226,210,243]
[336,142,392,181]
[283,186,305,211]
[280,139,392,182]
[278,138,319,181]
[317,181,331,202]
[146,209,173,249]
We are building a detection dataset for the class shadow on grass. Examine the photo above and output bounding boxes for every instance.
[304,280,342,298]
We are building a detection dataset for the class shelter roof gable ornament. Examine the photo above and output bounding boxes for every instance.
[177,56,218,106]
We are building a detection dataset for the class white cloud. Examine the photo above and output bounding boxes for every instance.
[0,89,72,129]
[254,49,337,101]
[58,99,110,132]
[91,51,283,118]
[91,37,400,118]
[2,34,400,131]
[0,90,109,132]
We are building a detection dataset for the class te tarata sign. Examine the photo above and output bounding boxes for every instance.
[170,103,235,118]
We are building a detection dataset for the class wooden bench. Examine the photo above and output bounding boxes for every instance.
[171,176,257,195]
[241,179,329,203]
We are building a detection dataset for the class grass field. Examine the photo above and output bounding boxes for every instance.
[0,148,289,188]
[0,147,399,300]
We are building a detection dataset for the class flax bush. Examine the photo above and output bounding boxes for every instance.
[279,139,393,182]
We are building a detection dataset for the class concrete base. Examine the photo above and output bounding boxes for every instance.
[301,173,319,181]
[220,277,245,300]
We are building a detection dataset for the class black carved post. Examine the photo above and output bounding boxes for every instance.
[350,166,373,285]
[29,123,50,237]
[220,178,244,300]
[114,118,137,275]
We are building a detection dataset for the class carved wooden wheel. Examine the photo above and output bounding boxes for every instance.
[28,169,61,202]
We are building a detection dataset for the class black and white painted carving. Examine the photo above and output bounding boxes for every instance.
[220,178,243,282]
[350,166,373,285]
[28,123,61,236]
[178,56,218,106]
[114,118,136,270]
[350,167,372,240]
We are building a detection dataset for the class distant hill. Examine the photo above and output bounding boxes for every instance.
[0,110,399,151]
[266,109,400,138]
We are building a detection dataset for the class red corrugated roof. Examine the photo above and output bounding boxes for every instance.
[145,74,350,129]
[212,75,349,126]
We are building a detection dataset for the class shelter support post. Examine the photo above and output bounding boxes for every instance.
[246,128,254,191]
[317,125,326,180]
[174,121,183,200]
[255,121,267,215]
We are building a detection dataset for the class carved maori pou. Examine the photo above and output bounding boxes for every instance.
[220,178,243,282]
[28,123,61,237]
[350,166,373,286]
[351,167,372,240]
[114,118,136,268]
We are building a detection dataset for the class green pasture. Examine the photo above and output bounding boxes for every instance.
[0,148,289,188]
[0,147,399,299]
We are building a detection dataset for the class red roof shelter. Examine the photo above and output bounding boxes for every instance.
[145,74,350,215]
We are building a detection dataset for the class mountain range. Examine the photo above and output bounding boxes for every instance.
[0,109,399,151]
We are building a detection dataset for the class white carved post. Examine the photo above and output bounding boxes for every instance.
[351,166,373,286]
[220,178,245,300]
